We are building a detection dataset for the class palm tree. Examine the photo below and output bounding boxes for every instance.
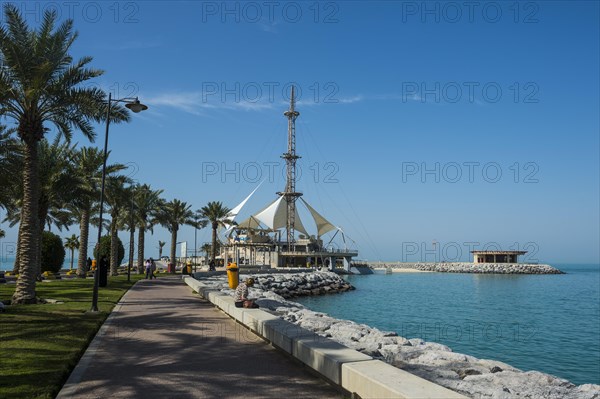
[0,6,130,303]
[0,228,5,239]
[198,201,234,264]
[3,207,23,274]
[0,125,20,271]
[117,184,137,276]
[3,137,77,276]
[64,234,79,270]
[158,240,166,258]
[37,138,79,232]
[104,175,131,275]
[133,184,163,273]
[201,243,211,258]
[158,199,194,273]
[71,147,125,278]
[35,138,78,277]
[201,242,217,264]
[191,213,208,266]
[0,125,21,210]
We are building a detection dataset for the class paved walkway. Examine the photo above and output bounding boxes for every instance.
[58,277,341,399]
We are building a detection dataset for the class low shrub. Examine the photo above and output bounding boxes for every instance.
[41,231,66,273]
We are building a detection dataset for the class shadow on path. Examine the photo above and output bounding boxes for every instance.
[58,277,341,398]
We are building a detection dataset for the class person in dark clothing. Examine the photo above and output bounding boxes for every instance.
[99,256,109,287]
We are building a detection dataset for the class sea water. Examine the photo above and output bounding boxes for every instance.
[295,264,600,386]
[1,256,145,272]
[1,257,82,271]
[1,257,139,271]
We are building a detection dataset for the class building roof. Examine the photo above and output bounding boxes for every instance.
[470,250,527,255]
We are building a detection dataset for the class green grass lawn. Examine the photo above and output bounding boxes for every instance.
[0,273,151,399]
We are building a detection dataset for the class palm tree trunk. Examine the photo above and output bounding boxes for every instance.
[70,249,74,270]
[110,219,119,276]
[77,207,90,278]
[37,224,44,279]
[170,227,177,274]
[12,142,40,304]
[37,194,49,278]
[12,215,23,274]
[211,222,218,262]
[137,225,145,274]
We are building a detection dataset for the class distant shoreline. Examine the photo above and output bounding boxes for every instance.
[364,262,565,274]
[371,267,432,273]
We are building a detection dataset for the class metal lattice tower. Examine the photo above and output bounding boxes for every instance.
[277,86,302,246]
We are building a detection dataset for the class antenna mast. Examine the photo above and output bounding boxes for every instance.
[278,86,302,246]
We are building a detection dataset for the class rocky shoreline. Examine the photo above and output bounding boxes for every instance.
[370,262,565,274]
[250,271,355,298]
[197,271,599,399]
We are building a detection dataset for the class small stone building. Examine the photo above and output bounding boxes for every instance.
[471,250,527,264]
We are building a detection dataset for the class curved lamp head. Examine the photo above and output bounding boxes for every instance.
[125,98,148,113]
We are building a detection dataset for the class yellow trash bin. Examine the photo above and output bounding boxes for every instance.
[226,262,239,289]
[186,261,192,275]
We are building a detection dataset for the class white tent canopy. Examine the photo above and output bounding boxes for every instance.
[222,183,262,229]
[254,196,310,237]
[235,215,266,230]
[224,185,341,240]
[300,198,337,237]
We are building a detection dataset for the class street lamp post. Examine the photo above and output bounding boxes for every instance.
[193,215,203,273]
[127,186,135,283]
[90,93,148,312]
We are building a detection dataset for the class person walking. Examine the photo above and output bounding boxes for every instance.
[145,259,153,279]
[150,258,156,279]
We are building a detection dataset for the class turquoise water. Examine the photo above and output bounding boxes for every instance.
[1,257,80,271]
[1,257,139,271]
[295,264,600,386]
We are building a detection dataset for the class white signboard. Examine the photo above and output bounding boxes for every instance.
[180,241,187,260]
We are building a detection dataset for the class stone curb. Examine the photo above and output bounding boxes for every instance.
[183,276,467,399]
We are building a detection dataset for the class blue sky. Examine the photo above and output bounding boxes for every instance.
[1,1,599,264]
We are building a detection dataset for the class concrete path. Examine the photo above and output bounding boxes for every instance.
[58,277,341,399]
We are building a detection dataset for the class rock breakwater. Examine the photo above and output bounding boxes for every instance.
[254,271,354,298]
[197,271,598,399]
[376,262,565,274]
[197,271,354,299]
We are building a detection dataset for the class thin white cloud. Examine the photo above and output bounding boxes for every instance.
[339,95,364,104]
[258,21,279,33]
[144,91,280,115]
[372,93,420,102]
[233,101,277,111]
[146,92,212,116]
[145,91,373,117]
[116,40,163,51]
[297,95,365,107]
